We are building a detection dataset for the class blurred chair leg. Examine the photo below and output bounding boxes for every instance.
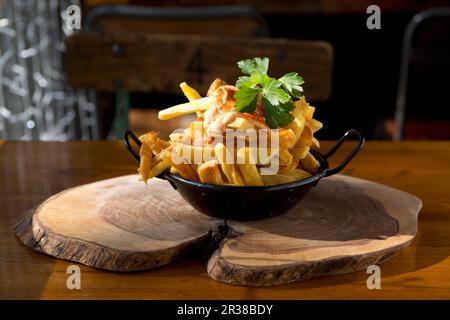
[394,7,450,141]
[114,90,130,139]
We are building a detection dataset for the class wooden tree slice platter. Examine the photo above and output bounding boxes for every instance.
[14,174,422,286]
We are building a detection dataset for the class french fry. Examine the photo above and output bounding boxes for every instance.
[153,139,170,154]
[294,136,312,148]
[138,154,152,183]
[287,114,306,144]
[147,159,171,180]
[169,132,184,143]
[139,131,158,146]
[301,152,320,172]
[236,148,263,186]
[291,146,310,160]
[139,131,170,155]
[278,148,293,166]
[308,119,323,133]
[268,129,296,149]
[292,97,308,117]
[227,117,256,131]
[311,137,320,149]
[289,168,312,180]
[177,144,215,164]
[207,78,226,96]
[256,147,292,166]
[293,96,316,121]
[214,143,245,185]
[197,160,224,185]
[158,97,213,120]
[295,125,313,149]
[277,159,300,175]
[138,141,156,183]
[305,105,315,122]
[180,82,202,101]
[261,174,296,185]
[174,162,199,181]
[279,129,296,149]
[164,148,199,181]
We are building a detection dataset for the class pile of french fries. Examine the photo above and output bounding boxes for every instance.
[137,81,323,186]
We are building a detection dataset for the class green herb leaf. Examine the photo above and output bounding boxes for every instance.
[236,73,263,88]
[237,57,269,75]
[234,86,260,112]
[262,78,291,106]
[234,57,304,128]
[279,72,304,98]
[279,100,295,112]
[235,76,250,88]
[262,96,294,129]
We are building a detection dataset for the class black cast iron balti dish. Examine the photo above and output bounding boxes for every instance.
[124,129,365,221]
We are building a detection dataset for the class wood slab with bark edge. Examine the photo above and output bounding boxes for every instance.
[14,174,421,286]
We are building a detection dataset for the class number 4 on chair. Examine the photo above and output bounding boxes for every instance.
[186,49,206,85]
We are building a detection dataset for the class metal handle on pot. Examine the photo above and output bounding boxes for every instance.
[123,130,142,162]
[324,129,365,177]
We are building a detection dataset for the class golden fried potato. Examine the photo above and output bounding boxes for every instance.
[291,146,310,160]
[140,131,170,155]
[163,147,199,181]
[180,82,202,101]
[305,105,315,122]
[277,159,300,175]
[138,141,156,183]
[178,144,215,164]
[268,129,296,149]
[139,131,158,146]
[197,160,225,185]
[288,168,312,180]
[207,78,226,96]
[214,143,245,186]
[261,174,296,185]
[169,132,184,143]
[311,137,320,149]
[227,117,256,131]
[256,147,292,166]
[158,97,213,120]
[301,152,320,172]
[236,148,263,186]
[138,154,153,183]
[293,96,316,121]
[278,148,293,166]
[308,119,323,133]
[146,160,171,180]
[287,114,306,144]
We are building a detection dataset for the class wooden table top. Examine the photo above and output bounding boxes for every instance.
[1,140,449,299]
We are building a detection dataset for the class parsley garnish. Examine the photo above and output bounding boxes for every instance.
[234,57,304,129]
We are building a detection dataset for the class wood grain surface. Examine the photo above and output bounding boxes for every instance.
[1,141,450,298]
[14,174,420,286]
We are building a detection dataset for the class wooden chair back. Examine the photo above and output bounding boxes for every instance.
[66,32,333,101]
[85,5,269,38]
[64,5,333,138]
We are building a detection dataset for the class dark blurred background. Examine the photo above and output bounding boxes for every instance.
[0,0,449,141]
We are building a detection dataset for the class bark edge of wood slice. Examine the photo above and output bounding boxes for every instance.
[14,174,422,286]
